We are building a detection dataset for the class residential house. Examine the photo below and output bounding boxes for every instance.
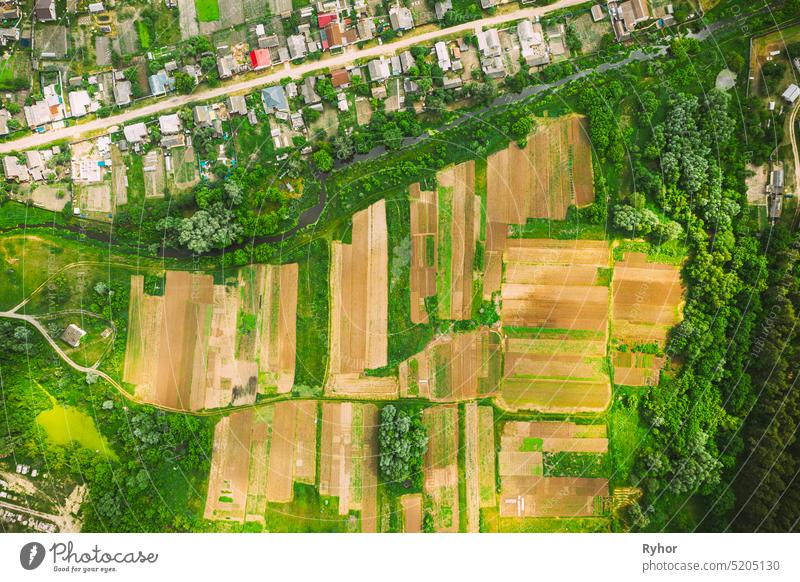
[337,92,349,112]
[477,28,505,78]
[250,49,271,71]
[399,51,416,73]
[61,324,86,348]
[323,22,344,51]
[24,101,52,128]
[357,18,376,41]
[226,95,248,116]
[68,90,92,117]
[609,0,650,41]
[0,27,19,47]
[367,57,391,82]
[590,4,605,21]
[0,3,20,20]
[113,77,132,106]
[518,20,549,67]
[2,156,29,181]
[217,54,236,79]
[390,55,402,76]
[148,69,175,96]
[435,41,452,72]
[0,108,10,135]
[331,68,351,89]
[193,105,212,126]
[301,76,321,105]
[480,0,497,8]
[34,0,55,22]
[88,2,105,13]
[287,34,308,60]
[159,113,181,135]
[123,122,148,144]
[443,75,463,90]
[434,0,452,20]
[261,85,290,114]
[389,6,414,31]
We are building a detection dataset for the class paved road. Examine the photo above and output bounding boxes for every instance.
[0,0,589,154]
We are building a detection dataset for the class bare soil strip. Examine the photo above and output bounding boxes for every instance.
[464,402,480,532]
[478,406,497,508]
[328,201,391,397]
[401,494,423,533]
[422,406,460,532]
[498,420,609,518]
[409,183,438,324]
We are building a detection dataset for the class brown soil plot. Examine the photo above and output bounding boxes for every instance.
[611,252,684,387]
[498,420,609,518]
[398,328,502,401]
[319,402,380,531]
[409,183,438,324]
[328,200,394,397]
[499,240,611,413]
[422,405,460,533]
[463,402,480,532]
[437,161,479,321]
[204,403,319,522]
[487,114,594,224]
[478,406,497,508]
[125,264,300,410]
[401,494,423,533]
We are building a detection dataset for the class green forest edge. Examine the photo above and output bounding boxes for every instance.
[2,0,799,533]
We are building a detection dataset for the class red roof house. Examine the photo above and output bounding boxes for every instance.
[249,49,271,71]
[318,12,337,28]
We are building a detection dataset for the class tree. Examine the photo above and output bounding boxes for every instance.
[174,72,195,94]
[333,134,354,160]
[378,405,428,485]
[613,205,659,236]
[312,150,334,173]
[509,115,533,142]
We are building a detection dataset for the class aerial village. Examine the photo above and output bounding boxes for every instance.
[0,0,691,216]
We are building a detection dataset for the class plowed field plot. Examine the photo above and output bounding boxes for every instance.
[401,493,423,532]
[124,265,298,410]
[436,161,479,321]
[328,200,396,398]
[319,402,380,532]
[398,328,502,401]
[611,252,683,387]
[478,406,497,508]
[409,183,438,324]
[238,264,298,394]
[463,402,480,532]
[499,239,611,413]
[204,401,318,522]
[422,405,460,532]
[498,420,609,519]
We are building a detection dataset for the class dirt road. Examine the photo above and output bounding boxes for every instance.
[0,0,588,154]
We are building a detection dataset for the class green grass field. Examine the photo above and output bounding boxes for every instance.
[195,0,220,22]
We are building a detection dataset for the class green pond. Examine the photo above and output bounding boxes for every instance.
[36,405,118,460]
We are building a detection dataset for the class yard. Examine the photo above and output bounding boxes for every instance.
[195,0,220,22]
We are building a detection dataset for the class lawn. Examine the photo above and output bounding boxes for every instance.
[195,0,220,22]
[136,20,150,50]
[264,483,356,532]
[0,201,65,229]
[0,51,30,90]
